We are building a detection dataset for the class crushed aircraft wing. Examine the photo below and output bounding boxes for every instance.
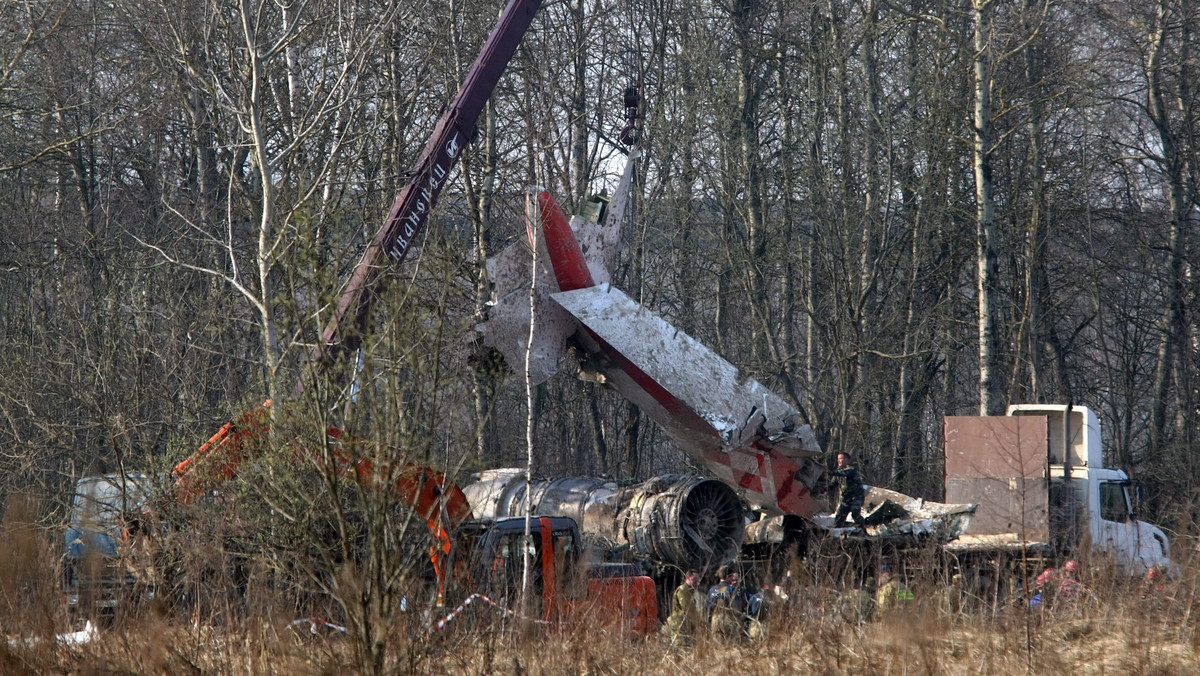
[550,283,825,516]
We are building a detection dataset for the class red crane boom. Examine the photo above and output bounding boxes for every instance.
[298,0,542,387]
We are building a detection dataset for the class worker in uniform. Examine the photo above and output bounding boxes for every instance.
[1056,559,1086,603]
[708,566,753,641]
[831,452,867,529]
[874,564,900,616]
[942,572,965,615]
[663,568,705,646]
[745,586,767,639]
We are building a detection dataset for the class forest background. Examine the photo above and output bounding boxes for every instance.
[1,0,1198,535]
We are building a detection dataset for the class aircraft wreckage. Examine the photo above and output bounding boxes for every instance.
[462,470,745,570]
[471,151,976,572]
[462,472,978,571]
[477,151,825,520]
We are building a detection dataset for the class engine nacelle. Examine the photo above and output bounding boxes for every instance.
[462,470,744,571]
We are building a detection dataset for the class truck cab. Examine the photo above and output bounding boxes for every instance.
[1071,465,1171,573]
[63,473,154,622]
[1009,405,1172,574]
[945,405,1173,575]
[458,516,657,634]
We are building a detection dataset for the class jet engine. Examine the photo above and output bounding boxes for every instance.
[462,470,745,570]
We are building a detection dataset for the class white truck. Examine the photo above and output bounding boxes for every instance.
[943,404,1173,575]
[63,473,155,623]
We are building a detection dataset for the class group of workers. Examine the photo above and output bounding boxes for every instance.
[662,566,765,645]
[660,451,876,645]
[1029,559,1088,609]
[663,561,919,644]
[841,564,917,622]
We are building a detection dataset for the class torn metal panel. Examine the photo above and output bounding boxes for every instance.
[477,237,575,385]
[861,487,976,522]
[743,514,807,546]
[798,487,976,543]
[943,533,1052,554]
[462,470,744,570]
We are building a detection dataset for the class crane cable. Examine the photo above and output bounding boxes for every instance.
[618,0,643,148]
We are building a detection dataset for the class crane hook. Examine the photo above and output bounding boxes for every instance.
[619,85,641,147]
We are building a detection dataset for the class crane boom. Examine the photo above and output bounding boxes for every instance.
[176,0,543,574]
[296,0,542,392]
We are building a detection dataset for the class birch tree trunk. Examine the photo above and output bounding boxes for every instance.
[1146,0,1190,461]
[973,0,1003,415]
[240,0,284,408]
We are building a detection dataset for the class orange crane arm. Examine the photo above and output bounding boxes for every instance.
[173,404,473,602]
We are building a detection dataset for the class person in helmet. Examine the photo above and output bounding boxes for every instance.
[1029,566,1057,609]
[1056,559,1085,602]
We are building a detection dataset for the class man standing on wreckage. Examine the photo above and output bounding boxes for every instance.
[831,452,867,529]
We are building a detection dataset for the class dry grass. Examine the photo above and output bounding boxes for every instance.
[6,492,1198,676]
[1,560,1193,676]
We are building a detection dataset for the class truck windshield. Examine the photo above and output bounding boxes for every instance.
[1099,481,1130,523]
[66,474,152,559]
[70,475,149,530]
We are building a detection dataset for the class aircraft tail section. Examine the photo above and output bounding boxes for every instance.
[477,152,636,384]
[475,151,826,517]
